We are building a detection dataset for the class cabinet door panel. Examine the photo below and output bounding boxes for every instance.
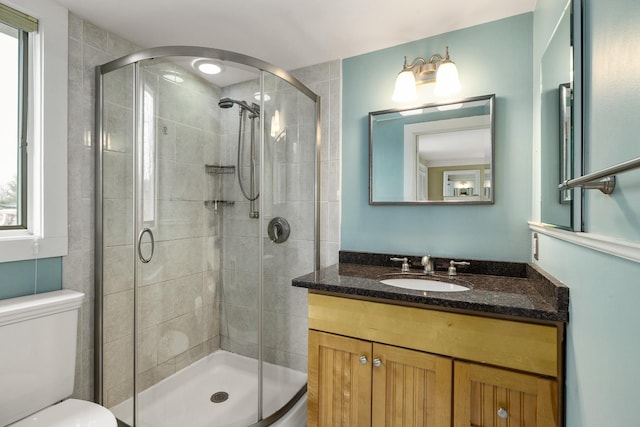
[372,343,452,427]
[454,361,558,427]
[308,330,372,427]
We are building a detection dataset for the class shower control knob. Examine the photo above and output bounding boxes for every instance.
[268,217,290,244]
[373,358,382,368]
[359,356,368,365]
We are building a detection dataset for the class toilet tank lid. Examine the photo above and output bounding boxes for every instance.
[0,290,84,327]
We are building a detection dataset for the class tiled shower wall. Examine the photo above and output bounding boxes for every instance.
[64,12,341,402]
[299,63,342,270]
[65,12,139,401]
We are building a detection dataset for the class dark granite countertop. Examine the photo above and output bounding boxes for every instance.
[292,256,569,323]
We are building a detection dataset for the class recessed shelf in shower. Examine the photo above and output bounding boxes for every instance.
[204,200,235,208]
[205,164,236,210]
[206,164,236,175]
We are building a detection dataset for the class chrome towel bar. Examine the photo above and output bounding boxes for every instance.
[558,155,640,194]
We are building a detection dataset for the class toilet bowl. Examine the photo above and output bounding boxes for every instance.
[0,290,117,427]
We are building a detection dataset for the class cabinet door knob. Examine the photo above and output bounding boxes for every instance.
[359,356,368,365]
[497,407,509,419]
[373,358,382,367]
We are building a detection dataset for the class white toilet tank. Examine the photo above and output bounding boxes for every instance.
[0,290,84,426]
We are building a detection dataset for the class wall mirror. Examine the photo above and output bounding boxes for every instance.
[369,94,494,205]
[540,0,580,229]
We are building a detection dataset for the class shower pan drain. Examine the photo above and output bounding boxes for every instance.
[210,392,229,403]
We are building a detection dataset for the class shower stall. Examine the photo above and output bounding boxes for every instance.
[95,46,320,426]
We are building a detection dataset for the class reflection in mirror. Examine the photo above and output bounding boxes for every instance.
[369,95,494,205]
[540,0,574,229]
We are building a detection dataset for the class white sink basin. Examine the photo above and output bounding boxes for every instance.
[380,278,470,292]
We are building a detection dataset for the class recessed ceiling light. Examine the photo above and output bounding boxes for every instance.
[254,92,271,102]
[192,58,224,75]
[162,72,184,83]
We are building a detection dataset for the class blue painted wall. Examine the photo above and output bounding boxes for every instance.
[371,119,405,200]
[342,13,533,261]
[583,0,640,239]
[534,0,640,426]
[536,235,640,427]
[0,257,63,299]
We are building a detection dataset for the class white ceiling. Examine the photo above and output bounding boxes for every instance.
[419,128,491,166]
[56,0,535,85]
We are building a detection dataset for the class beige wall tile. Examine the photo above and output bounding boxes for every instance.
[103,290,133,343]
[103,245,134,295]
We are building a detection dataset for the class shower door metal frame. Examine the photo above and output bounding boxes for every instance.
[95,45,321,426]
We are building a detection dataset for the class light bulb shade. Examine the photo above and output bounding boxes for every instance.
[392,70,417,102]
[434,61,461,97]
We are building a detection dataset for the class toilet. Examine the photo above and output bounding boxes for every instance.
[0,290,117,427]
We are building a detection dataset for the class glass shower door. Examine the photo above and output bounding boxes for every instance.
[99,62,136,425]
[133,57,225,426]
[259,72,316,420]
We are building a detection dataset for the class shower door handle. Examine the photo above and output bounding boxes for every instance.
[137,228,155,263]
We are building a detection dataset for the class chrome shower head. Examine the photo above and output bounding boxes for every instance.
[218,97,236,109]
[218,97,260,116]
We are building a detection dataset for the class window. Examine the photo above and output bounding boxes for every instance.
[0,4,35,229]
[0,0,67,262]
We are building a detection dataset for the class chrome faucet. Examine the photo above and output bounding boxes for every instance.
[390,257,410,273]
[421,255,435,275]
[448,260,470,276]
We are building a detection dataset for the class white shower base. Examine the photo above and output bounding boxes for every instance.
[110,350,307,427]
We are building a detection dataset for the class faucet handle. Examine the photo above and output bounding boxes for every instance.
[390,257,410,273]
[448,260,470,276]
[421,255,434,275]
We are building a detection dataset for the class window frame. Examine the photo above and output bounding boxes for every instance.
[0,22,29,230]
[17,27,28,229]
[0,0,68,262]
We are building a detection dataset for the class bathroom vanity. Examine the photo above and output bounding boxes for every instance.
[293,252,569,427]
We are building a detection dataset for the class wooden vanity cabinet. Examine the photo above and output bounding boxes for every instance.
[309,330,452,427]
[307,293,563,427]
[372,343,452,426]
[308,331,373,426]
[453,361,558,427]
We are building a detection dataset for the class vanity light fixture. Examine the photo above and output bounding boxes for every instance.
[271,109,286,141]
[270,110,281,137]
[436,103,463,111]
[392,46,462,102]
[191,58,224,75]
[399,108,424,117]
